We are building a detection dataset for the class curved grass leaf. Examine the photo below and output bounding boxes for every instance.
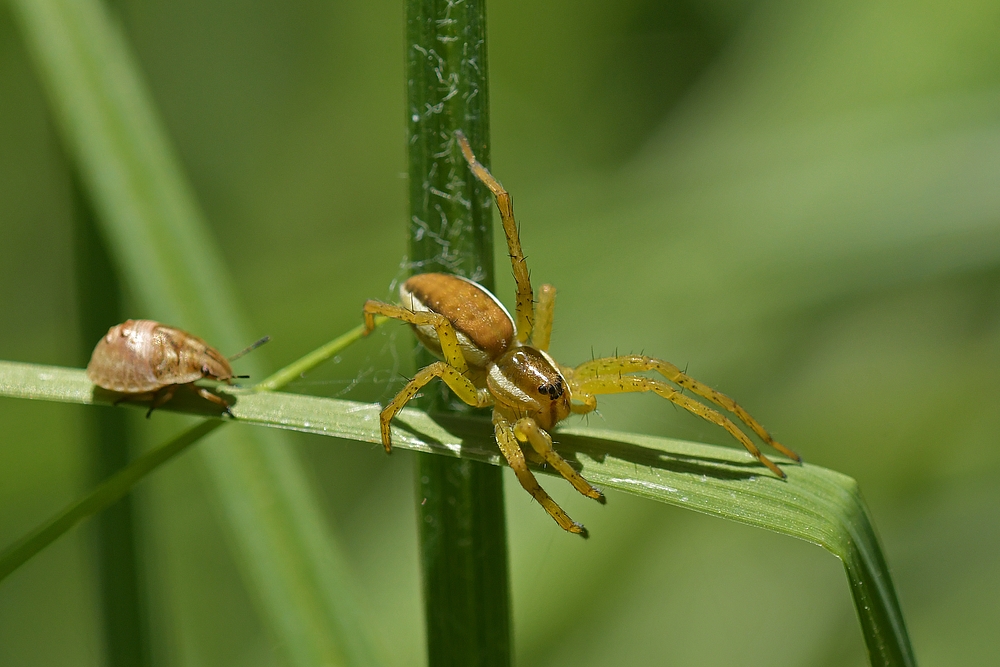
[0,360,916,667]
[6,0,379,664]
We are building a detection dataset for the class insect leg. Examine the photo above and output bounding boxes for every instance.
[494,414,587,537]
[194,386,234,417]
[145,385,178,419]
[513,417,604,503]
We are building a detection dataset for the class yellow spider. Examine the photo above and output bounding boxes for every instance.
[364,131,800,536]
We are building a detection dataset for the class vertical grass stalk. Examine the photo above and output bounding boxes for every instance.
[406,1,511,665]
[8,0,380,663]
[72,174,150,667]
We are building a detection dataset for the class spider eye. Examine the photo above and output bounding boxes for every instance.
[537,382,564,399]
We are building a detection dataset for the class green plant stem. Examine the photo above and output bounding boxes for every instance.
[406,1,511,665]
[254,322,377,392]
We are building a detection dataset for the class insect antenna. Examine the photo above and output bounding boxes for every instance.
[228,335,270,361]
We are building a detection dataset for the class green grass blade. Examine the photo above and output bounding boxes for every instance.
[0,359,917,666]
[6,1,379,664]
[0,419,223,583]
[0,324,371,589]
[71,174,150,667]
[406,0,511,664]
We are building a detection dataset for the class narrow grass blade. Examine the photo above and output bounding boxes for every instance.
[0,359,917,666]
[0,420,223,583]
[0,324,372,581]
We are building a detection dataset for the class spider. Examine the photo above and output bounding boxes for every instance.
[363,131,800,536]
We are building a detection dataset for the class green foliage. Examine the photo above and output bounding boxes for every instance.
[4,0,1000,665]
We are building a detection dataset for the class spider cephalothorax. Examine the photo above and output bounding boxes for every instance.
[363,131,800,536]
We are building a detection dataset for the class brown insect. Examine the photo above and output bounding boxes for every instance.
[86,319,266,417]
[363,131,800,537]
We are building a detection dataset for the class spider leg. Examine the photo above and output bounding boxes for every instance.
[494,414,588,537]
[573,355,800,463]
[574,375,787,478]
[513,417,605,503]
[379,361,492,452]
[531,284,557,351]
[145,385,177,419]
[363,300,470,375]
[456,131,534,344]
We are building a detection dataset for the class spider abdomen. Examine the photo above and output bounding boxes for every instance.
[401,273,515,368]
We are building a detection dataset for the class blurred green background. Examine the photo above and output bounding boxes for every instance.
[3,0,1000,665]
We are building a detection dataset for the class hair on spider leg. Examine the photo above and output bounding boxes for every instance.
[392,371,416,385]
[678,361,693,397]
[581,408,605,427]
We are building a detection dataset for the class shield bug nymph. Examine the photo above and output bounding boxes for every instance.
[86,319,267,417]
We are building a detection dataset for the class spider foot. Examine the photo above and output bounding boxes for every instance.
[769,439,802,463]
[378,407,398,454]
[575,481,606,503]
[759,455,787,479]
